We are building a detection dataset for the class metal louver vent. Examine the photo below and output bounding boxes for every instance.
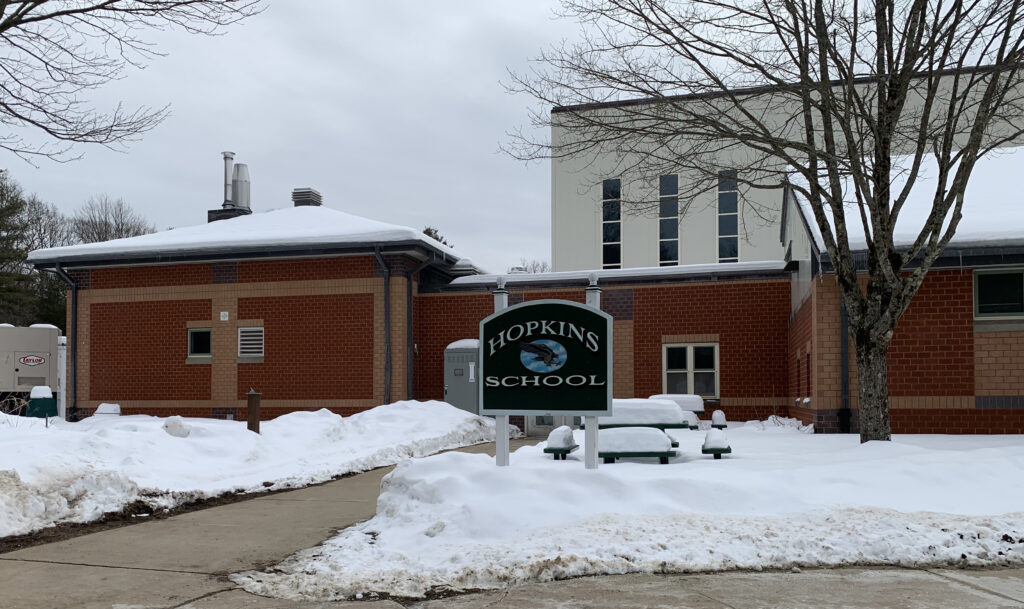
[238,327,264,357]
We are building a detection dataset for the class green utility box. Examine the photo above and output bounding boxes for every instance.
[27,386,57,418]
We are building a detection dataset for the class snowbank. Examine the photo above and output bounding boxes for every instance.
[234,424,1024,600]
[0,401,493,538]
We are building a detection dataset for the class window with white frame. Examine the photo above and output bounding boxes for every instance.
[975,270,1024,317]
[659,174,679,266]
[238,327,264,357]
[717,170,739,262]
[662,343,719,398]
[602,178,622,269]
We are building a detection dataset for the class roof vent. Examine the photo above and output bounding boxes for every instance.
[231,163,251,209]
[209,150,254,223]
[292,188,322,207]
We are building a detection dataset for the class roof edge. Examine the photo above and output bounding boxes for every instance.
[551,64,1008,115]
[30,239,461,271]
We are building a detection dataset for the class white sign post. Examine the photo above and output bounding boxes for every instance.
[493,278,510,467]
[480,275,612,470]
[584,273,601,470]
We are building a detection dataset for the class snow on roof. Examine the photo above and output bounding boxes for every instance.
[451,260,788,287]
[790,146,1024,252]
[27,205,461,265]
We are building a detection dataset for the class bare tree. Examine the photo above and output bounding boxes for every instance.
[509,258,552,273]
[0,1,261,163]
[20,197,75,252]
[508,0,1024,441]
[73,195,155,243]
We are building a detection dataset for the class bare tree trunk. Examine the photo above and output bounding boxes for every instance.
[855,335,893,442]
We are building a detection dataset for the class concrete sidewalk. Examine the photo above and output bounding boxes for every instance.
[2,439,1023,608]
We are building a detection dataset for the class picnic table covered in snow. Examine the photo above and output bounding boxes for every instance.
[588,398,690,429]
[648,393,705,415]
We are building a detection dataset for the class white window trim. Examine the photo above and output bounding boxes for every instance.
[237,326,265,357]
[601,178,622,269]
[716,211,740,263]
[659,174,679,266]
[717,172,740,263]
[662,342,720,398]
[974,268,1024,320]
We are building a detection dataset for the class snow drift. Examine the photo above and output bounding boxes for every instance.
[0,401,494,538]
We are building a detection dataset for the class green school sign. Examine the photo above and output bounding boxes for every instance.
[479,300,613,416]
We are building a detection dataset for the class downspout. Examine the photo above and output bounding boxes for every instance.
[839,295,851,433]
[373,249,391,405]
[407,259,434,400]
[53,264,77,421]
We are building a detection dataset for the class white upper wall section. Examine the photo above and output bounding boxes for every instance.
[551,122,787,271]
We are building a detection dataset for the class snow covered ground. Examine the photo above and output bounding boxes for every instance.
[0,401,494,538]
[234,417,1024,600]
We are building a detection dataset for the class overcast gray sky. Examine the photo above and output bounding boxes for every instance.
[9,1,577,273]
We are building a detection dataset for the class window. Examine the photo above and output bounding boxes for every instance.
[659,174,679,266]
[602,178,621,269]
[975,270,1024,317]
[238,327,265,357]
[662,343,719,398]
[188,329,211,357]
[717,170,739,262]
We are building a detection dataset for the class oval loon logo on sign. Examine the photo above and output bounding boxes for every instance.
[479,299,612,416]
[519,339,567,373]
[19,355,44,366]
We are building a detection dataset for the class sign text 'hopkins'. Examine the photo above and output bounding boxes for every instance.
[479,299,612,416]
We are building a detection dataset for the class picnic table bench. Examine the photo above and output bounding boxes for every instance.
[597,427,677,464]
[649,393,706,415]
[543,444,579,460]
[580,399,697,447]
[702,429,732,459]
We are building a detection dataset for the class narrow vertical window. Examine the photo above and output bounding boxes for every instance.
[718,170,739,262]
[602,178,621,269]
[659,174,679,266]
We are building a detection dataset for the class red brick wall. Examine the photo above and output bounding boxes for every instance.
[414,293,493,399]
[89,300,212,400]
[891,408,1024,434]
[789,295,813,398]
[91,265,212,289]
[887,270,974,396]
[412,288,593,401]
[633,281,791,399]
[789,404,815,426]
[237,257,373,283]
[236,294,374,399]
[521,289,586,303]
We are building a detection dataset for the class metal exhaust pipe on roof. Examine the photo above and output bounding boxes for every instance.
[232,163,251,209]
[222,151,235,207]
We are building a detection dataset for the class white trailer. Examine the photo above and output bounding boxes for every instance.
[0,324,62,415]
